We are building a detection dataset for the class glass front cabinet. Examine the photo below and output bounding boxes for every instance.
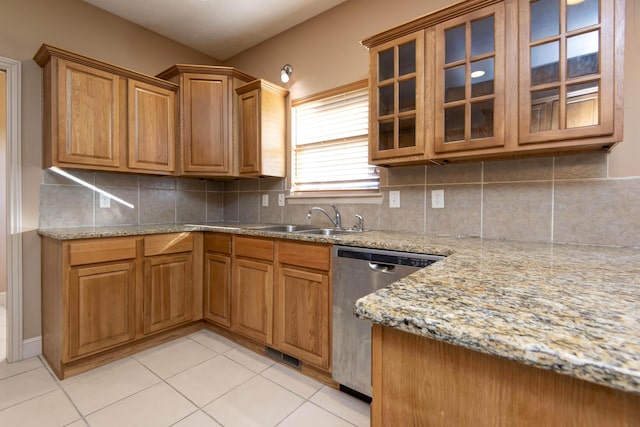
[369,31,427,163]
[519,0,619,146]
[434,3,506,154]
[362,0,624,165]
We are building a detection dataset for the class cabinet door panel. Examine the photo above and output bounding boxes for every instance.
[183,74,231,174]
[434,3,505,153]
[128,79,176,173]
[276,267,330,369]
[205,253,231,327]
[518,0,616,144]
[68,262,135,359]
[232,258,273,344]
[238,89,260,175]
[144,254,193,334]
[369,31,426,162]
[57,59,120,167]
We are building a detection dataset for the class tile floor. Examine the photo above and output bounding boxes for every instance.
[0,329,370,426]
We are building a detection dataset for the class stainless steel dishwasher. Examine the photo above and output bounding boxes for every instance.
[332,245,444,399]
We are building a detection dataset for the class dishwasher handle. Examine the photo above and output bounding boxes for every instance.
[368,262,396,274]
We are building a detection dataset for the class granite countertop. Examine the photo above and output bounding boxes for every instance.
[38,224,640,394]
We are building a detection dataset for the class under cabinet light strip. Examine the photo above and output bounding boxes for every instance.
[49,166,135,209]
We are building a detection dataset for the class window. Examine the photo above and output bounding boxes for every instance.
[291,81,378,194]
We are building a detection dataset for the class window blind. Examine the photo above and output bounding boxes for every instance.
[291,84,378,193]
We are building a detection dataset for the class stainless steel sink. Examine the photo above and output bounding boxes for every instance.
[296,228,353,236]
[247,224,319,232]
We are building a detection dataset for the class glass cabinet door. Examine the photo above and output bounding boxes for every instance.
[519,0,616,144]
[434,3,505,153]
[370,31,424,161]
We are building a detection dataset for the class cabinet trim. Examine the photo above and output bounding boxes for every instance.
[35,44,178,91]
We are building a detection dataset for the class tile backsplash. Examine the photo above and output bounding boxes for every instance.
[39,152,640,248]
[39,170,224,228]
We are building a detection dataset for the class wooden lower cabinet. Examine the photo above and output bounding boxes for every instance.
[275,267,330,369]
[204,233,232,327]
[41,232,201,379]
[274,241,332,371]
[371,324,640,427]
[142,233,202,335]
[143,253,193,334]
[231,258,274,344]
[68,261,136,358]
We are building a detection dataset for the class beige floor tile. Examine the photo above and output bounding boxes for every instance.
[85,382,196,427]
[172,410,221,427]
[261,364,323,399]
[166,355,254,407]
[188,330,237,353]
[310,386,370,427]
[0,389,81,427]
[134,338,216,379]
[223,346,273,373]
[203,375,304,427]
[279,401,355,427]
[0,367,58,411]
[63,357,161,415]
[0,356,43,381]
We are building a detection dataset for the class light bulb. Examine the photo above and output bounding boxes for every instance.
[280,64,292,83]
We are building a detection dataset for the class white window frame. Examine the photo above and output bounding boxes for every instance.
[289,80,380,200]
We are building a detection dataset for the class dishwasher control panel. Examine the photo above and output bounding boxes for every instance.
[336,248,442,268]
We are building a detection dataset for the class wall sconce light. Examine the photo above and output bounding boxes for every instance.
[280,64,293,83]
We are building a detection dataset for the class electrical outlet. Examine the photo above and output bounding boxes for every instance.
[389,190,400,208]
[262,194,269,207]
[99,193,111,208]
[278,194,285,207]
[431,189,444,209]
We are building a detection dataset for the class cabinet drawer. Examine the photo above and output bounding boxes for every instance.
[144,233,194,257]
[69,238,137,266]
[279,241,331,271]
[205,233,232,255]
[234,236,274,261]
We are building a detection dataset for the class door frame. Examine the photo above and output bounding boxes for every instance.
[1,56,23,362]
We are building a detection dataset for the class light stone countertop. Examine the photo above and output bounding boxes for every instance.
[38,224,640,394]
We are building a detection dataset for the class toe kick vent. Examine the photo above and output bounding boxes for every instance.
[265,347,301,370]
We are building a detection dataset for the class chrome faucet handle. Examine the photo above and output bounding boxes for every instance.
[354,214,365,232]
[329,204,342,229]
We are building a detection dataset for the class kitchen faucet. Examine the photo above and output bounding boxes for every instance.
[307,204,342,229]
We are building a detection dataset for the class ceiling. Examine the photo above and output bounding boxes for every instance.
[82,0,347,61]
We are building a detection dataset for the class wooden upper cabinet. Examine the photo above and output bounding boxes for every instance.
[518,0,622,147]
[53,59,122,168]
[183,73,231,175]
[157,65,255,177]
[128,79,176,173]
[34,44,179,175]
[362,0,624,164]
[236,79,288,177]
[434,3,506,154]
[369,31,427,163]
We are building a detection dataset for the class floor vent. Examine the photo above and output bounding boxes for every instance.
[339,384,372,404]
[265,347,301,370]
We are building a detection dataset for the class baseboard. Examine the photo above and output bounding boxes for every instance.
[0,291,6,307]
[23,336,42,359]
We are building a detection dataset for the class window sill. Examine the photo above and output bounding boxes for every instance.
[286,191,383,205]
